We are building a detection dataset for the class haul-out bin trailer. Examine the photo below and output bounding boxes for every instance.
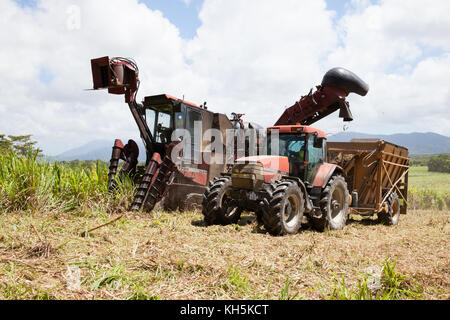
[327,139,409,224]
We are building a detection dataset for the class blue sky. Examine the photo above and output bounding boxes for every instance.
[139,0,204,39]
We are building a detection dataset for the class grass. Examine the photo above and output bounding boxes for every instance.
[409,166,450,193]
[0,151,135,214]
[328,259,423,300]
[0,209,448,300]
[408,166,450,210]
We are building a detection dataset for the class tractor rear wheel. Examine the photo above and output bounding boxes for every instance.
[262,180,305,236]
[377,192,400,225]
[202,176,242,226]
[311,175,349,232]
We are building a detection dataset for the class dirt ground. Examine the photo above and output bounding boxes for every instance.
[0,209,448,300]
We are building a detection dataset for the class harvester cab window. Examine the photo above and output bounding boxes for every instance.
[155,111,172,144]
[185,108,202,160]
[175,112,184,129]
[145,109,156,138]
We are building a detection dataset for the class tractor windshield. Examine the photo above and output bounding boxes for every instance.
[268,134,306,160]
[268,133,306,177]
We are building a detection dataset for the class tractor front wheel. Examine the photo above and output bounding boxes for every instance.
[262,180,305,236]
[202,176,242,226]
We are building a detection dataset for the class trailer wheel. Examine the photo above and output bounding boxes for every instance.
[262,180,305,236]
[311,175,349,231]
[377,192,400,225]
[202,176,242,226]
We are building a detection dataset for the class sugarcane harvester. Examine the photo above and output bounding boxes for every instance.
[90,56,252,212]
[202,68,408,235]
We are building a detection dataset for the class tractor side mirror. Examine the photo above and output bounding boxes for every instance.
[313,136,324,149]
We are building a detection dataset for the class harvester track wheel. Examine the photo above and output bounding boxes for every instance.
[311,175,349,232]
[377,192,400,225]
[202,176,242,226]
[262,180,304,236]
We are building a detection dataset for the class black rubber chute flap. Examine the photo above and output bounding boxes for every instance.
[339,103,354,122]
[322,67,369,96]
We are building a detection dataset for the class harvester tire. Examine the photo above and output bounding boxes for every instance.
[179,193,203,212]
[311,175,349,232]
[202,176,242,226]
[377,192,400,225]
[262,180,304,236]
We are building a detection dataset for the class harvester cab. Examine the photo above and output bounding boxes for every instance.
[141,94,206,158]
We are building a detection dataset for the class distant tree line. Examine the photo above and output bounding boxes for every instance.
[409,154,433,166]
[428,154,450,173]
[0,134,42,156]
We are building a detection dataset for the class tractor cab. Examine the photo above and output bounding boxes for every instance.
[267,125,327,186]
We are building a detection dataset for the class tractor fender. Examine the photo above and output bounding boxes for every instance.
[281,176,313,213]
[312,163,345,189]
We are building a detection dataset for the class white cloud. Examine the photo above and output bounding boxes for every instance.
[323,0,450,136]
[0,0,449,156]
[185,0,337,126]
[0,0,192,155]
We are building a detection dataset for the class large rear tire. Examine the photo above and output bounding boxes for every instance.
[311,175,349,232]
[202,176,243,226]
[262,180,305,236]
[377,192,400,225]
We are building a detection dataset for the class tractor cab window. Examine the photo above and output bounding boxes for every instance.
[306,135,326,182]
[269,134,306,177]
[268,134,306,159]
[308,136,324,165]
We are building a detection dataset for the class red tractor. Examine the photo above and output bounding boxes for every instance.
[202,68,372,235]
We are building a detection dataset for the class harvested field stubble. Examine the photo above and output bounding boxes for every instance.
[0,209,448,300]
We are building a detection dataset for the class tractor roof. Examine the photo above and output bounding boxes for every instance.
[267,125,327,139]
